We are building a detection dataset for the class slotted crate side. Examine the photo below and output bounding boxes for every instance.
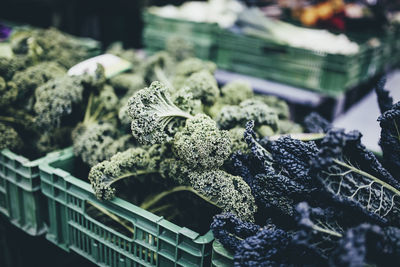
[39,147,214,267]
[211,241,234,267]
[143,25,218,61]
[0,149,68,235]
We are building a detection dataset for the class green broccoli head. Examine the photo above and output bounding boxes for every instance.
[89,146,161,200]
[182,70,219,106]
[172,58,217,89]
[128,81,193,145]
[11,61,66,100]
[165,36,194,62]
[220,81,254,105]
[0,78,18,109]
[0,122,23,151]
[72,122,131,167]
[217,99,279,131]
[173,114,231,170]
[188,169,256,222]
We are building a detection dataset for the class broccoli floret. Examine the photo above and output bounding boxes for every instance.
[11,61,66,101]
[165,36,194,62]
[128,81,193,145]
[173,114,231,169]
[172,57,217,89]
[217,99,279,131]
[0,122,23,151]
[221,81,254,105]
[0,78,18,108]
[181,70,219,106]
[189,169,256,221]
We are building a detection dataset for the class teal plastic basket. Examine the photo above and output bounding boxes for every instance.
[39,147,214,267]
[211,240,234,267]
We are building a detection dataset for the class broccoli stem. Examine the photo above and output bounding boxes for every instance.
[154,65,174,91]
[140,186,222,211]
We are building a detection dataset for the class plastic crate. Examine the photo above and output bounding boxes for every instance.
[211,241,234,267]
[216,29,375,94]
[39,147,214,267]
[143,27,217,61]
[0,149,69,236]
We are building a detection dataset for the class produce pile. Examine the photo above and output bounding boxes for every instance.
[211,78,400,266]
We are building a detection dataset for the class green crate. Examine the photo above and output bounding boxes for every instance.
[0,149,69,235]
[143,27,217,60]
[211,241,234,267]
[39,147,214,267]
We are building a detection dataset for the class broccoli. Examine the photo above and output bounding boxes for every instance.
[11,61,66,101]
[172,57,217,90]
[165,36,194,62]
[173,114,231,169]
[128,81,193,145]
[0,122,23,151]
[181,70,219,106]
[217,99,279,133]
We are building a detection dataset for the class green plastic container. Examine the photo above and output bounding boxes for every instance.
[211,241,234,267]
[216,29,383,95]
[39,147,214,267]
[143,12,219,61]
[0,149,69,235]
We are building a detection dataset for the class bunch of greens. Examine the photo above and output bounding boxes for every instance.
[212,78,400,266]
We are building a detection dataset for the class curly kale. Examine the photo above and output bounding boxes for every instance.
[218,99,279,133]
[188,169,256,221]
[173,114,231,169]
[141,51,173,88]
[106,42,141,67]
[165,36,194,62]
[255,94,290,120]
[303,112,331,133]
[378,101,400,177]
[0,55,32,80]
[171,86,203,115]
[311,128,400,225]
[211,213,260,251]
[109,73,144,94]
[89,146,161,200]
[128,81,193,145]
[181,70,219,106]
[0,122,23,151]
[220,81,254,106]
[0,77,18,109]
[11,61,66,101]
[72,122,132,167]
[172,57,217,90]
[228,127,250,155]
